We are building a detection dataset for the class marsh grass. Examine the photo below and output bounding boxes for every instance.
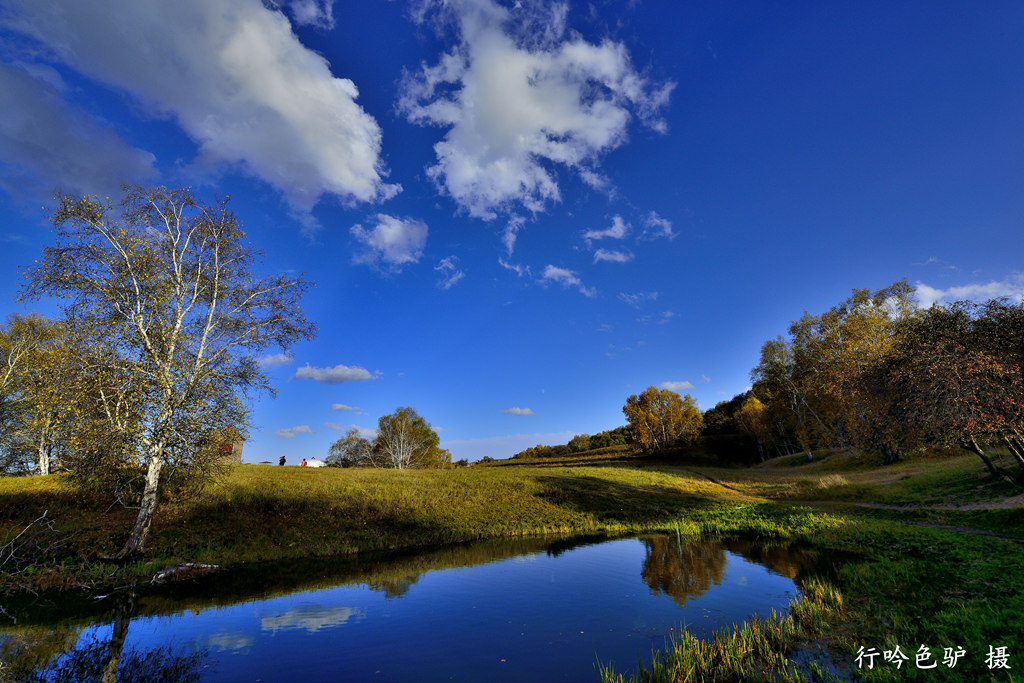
[598,579,846,683]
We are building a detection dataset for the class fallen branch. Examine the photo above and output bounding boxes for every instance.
[0,510,68,576]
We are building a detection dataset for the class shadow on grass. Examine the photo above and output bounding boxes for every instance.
[536,475,719,524]
[164,489,459,560]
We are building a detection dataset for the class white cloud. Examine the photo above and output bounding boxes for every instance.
[502,215,526,255]
[640,211,675,240]
[659,381,694,392]
[293,364,374,384]
[351,215,428,271]
[583,215,628,241]
[2,0,397,225]
[330,403,360,412]
[618,291,658,308]
[503,407,536,416]
[0,62,156,199]
[593,248,634,264]
[639,310,675,324]
[700,375,711,383]
[915,275,1024,308]
[541,265,596,297]
[435,255,466,289]
[258,353,294,368]
[276,425,314,438]
[400,0,673,219]
[499,258,531,278]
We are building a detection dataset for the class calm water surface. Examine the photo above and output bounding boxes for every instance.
[3,535,827,681]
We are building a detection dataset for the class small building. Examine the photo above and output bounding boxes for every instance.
[218,440,244,464]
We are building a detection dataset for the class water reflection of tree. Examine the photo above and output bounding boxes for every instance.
[365,575,420,599]
[724,539,823,581]
[0,625,82,682]
[640,536,727,606]
[13,591,207,682]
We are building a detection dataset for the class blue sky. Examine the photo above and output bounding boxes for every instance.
[1,1,1022,463]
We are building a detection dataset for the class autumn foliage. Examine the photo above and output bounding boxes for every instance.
[748,280,1024,478]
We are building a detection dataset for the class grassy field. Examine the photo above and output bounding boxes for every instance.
[2,448,1022,681]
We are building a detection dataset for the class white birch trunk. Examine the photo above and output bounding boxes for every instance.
[116,445,164,558]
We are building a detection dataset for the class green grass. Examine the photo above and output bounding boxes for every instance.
[0,463,834,590]
[2,449,1023,682]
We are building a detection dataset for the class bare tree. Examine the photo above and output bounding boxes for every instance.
[23,186,316,558]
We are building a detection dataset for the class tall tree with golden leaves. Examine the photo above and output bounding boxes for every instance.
[622,386,702,452]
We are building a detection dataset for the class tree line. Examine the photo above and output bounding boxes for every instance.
[510,389,704,460]
[506,279,1024,484]
[326,407,452,469]
[710,280,1024,479]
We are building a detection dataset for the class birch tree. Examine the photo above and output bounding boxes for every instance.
[22,185,316,558]
[372,407,450,469]
[0,315,74,475]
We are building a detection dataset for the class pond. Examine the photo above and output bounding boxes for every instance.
[1,534,830,682]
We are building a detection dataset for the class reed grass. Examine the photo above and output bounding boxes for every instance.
[598,579,845,683]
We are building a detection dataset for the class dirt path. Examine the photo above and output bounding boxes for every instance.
[806,496,1024,511]
[679,466,1024,543]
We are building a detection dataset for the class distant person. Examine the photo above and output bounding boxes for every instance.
[279,455,286,466]
[301,458,307,467]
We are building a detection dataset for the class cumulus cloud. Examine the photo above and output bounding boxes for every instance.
[275,425,314,438]
[618,291,658,308]
[258,353,294,368]
[503,407,537,416]
[351,215,428,271]
[293,364,374,384]
[593,248,633,264]
[330,403,360,412]
[400,0,673,219]
[0,62,156,199]
[583,215,628,242]
[435,255,466,289]
[541,265,596,297]
[640,211,675,240]
[1,0,396,224]
[659,381,694,392]
[916,275,1024,308]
